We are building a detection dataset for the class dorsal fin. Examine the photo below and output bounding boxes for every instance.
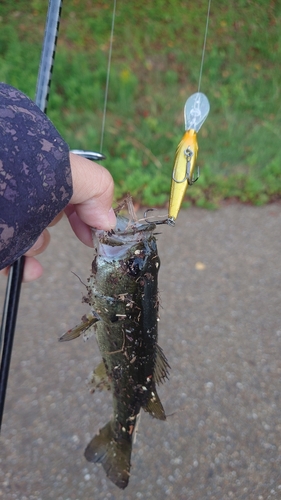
[154,344,170,384]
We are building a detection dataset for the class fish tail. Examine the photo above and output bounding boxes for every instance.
[84,420,131,490]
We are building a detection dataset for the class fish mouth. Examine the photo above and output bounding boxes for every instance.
[91,216,156,259]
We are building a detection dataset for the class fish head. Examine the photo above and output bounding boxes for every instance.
[91,217,157,262]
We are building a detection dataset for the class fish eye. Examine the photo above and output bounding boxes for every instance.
[127,256,144,276]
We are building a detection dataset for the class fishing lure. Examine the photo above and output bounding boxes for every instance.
[60,196,169,489]
[168,92,210,224]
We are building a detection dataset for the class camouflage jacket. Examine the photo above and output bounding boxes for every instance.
[0,83,72,270]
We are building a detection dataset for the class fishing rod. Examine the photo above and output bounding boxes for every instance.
[0,0,63,431]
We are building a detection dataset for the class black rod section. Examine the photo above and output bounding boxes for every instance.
[0,258,25,426]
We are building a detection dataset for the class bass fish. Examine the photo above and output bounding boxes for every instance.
[60,198,169,489]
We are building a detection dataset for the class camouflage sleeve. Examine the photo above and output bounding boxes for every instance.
[0,83,72,270]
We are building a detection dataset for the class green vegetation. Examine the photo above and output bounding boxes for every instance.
[1,0,281,207]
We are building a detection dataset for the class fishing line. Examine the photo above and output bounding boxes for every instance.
[167,0,211,223]
[197,0,212,93]
[100,0,117,153]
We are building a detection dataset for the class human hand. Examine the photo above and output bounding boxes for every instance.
[0,153,116,282]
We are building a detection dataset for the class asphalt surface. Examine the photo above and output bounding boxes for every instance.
[0,204,281,500]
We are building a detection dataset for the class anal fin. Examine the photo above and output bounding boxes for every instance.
[143,383,166,421]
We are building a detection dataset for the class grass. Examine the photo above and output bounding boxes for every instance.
[0,0,281,208]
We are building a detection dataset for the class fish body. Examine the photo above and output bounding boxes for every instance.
[60,214,169,489]
[168,128,198,222]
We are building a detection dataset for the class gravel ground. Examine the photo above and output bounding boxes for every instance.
[0,204,281,500]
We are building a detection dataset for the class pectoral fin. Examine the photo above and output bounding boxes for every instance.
[59,313,98,342]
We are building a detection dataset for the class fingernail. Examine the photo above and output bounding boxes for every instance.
[32,232,45,251]
[108,207,116,228]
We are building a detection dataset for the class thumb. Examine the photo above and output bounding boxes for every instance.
[68,152,116,230]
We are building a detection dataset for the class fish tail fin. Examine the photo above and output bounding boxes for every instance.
[144,383,166,421]
[84,420,131,490]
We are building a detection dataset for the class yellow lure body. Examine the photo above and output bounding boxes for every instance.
[168,129,198,221]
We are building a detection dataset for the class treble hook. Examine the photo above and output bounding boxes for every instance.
[142,208,175,227]
[188,165,200,186]
[171,147,200,186]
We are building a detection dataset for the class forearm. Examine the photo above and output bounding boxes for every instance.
[0,83,72,269]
